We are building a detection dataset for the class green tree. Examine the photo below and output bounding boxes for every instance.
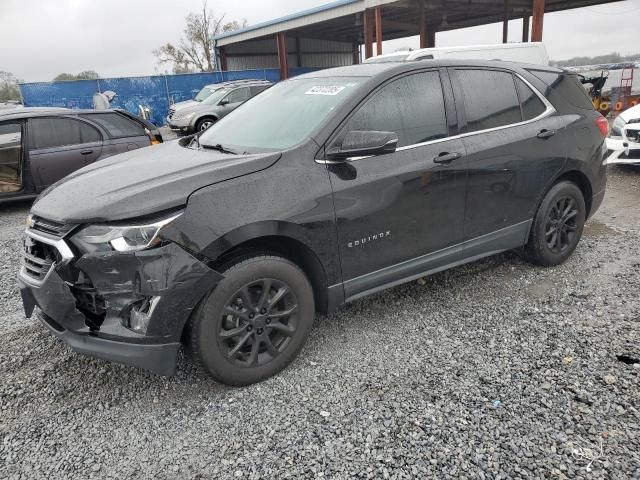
[53,71,100,82]
[153,0,246,73]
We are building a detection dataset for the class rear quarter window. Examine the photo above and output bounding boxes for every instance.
[528,70,595,110]
[82,113,146,138]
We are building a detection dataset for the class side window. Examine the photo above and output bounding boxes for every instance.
[0,122,22,190]
[455,69,522,133]
[529,70,595,110]
[342,71,447,147]
[29,117,101,150]
[82,113,145,138]
[250,85,270,97]
[515,77,546,120]
[224,87,251,104]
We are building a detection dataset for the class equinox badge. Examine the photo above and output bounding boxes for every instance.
[347,231,391,248]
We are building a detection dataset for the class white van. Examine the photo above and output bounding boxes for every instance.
[364,42,549,66]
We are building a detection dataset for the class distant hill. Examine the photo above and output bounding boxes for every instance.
[551,52,640,67]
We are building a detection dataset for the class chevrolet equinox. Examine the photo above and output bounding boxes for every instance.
[19,61,608,386]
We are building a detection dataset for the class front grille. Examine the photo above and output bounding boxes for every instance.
[21,236,58,281]
[168,107,175,119]
[31,216,74,238]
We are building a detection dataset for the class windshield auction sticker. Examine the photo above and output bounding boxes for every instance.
[305,86,346,96]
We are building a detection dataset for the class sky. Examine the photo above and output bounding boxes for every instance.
[1,0,639,82]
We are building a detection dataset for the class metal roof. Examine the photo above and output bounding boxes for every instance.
[214,0,622,47]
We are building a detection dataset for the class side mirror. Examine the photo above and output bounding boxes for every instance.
[218,99,229,106]
[327,130,398,160]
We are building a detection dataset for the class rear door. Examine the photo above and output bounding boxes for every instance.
[326,69,468,298]
[28,116,103,190]
[81,112,151,157]
[449,67,567,246]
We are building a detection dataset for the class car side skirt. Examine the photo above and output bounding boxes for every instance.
[334,220,532,305]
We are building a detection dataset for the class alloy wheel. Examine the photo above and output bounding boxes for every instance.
[200,120,213,131]
[218,278,298,367]
[545,196,578,254]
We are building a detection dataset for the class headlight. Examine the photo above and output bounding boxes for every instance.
[611,116,626,137]
[174,111,195,121]
[71,213,182,253]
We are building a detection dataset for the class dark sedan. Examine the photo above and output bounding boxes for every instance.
[0,108,162,203]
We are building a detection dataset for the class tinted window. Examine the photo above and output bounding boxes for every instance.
[224,87,251,104]
[29,117,101,149]
[343,71,447,147]
[456,69,522,133]
[529,70,594,110]
[250,85,270,96]
[83,113,145,138]
[515,77,546,120]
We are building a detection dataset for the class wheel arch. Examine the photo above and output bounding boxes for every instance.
[194,115,218,129]
[201,221,333,315]
[553,170,593,217]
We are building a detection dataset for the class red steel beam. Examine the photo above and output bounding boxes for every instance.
[531,0,545,41]
[363,9,374,59]
[375,7,383,55]
[419,1,428,48]
[502,0,510,43]
[276,32,289,80]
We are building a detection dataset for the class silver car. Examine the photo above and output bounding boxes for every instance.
[168,80,272,134]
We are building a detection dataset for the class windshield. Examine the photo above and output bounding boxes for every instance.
[199,76,364,151]
[201,89,229,105]
[194,87,215,102]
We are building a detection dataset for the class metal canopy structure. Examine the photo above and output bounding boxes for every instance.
[213,0,622,79]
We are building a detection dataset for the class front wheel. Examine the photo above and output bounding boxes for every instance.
[526,181,586,266]
[189,255,315,386]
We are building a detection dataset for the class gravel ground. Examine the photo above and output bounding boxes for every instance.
[1,167,639,479]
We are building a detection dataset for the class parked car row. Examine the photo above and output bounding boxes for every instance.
[18,59,607,386]
[167,79,272,134]
[0,108,162,203]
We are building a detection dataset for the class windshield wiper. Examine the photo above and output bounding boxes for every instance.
[200,143,238,155]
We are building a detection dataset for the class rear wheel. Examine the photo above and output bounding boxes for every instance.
[526,181,586,266]
[189,255,315,386]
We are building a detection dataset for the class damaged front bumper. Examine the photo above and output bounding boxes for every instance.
[606,124,640,165]
[18,228,222,375]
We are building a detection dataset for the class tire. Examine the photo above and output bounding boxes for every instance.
[189,255,315,386]
[196,117,215,132]
[526,181,586,266]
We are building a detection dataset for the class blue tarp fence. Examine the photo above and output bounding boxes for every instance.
[19,68,317,126]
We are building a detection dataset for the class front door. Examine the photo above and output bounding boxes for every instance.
[28,116,103,190]
[325,70,467,299]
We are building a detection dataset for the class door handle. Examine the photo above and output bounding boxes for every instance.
[433,152,461,164]
[537,129,556,139]
[80,149,94,155]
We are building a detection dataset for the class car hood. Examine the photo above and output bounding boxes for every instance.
[31,141,281,224]
[176,103,214,116]
[171,99,199,111]
[619,103,640,123]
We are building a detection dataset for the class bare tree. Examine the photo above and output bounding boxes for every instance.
[0,71,21,102]
[153,1,247,73]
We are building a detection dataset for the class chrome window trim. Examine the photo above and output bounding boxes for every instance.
[316,72,555,165]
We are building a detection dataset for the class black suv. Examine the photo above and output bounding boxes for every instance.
[0,108,162,203]
[19,61,607,386]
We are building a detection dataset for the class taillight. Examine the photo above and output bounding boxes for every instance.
[595,115,609,137]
